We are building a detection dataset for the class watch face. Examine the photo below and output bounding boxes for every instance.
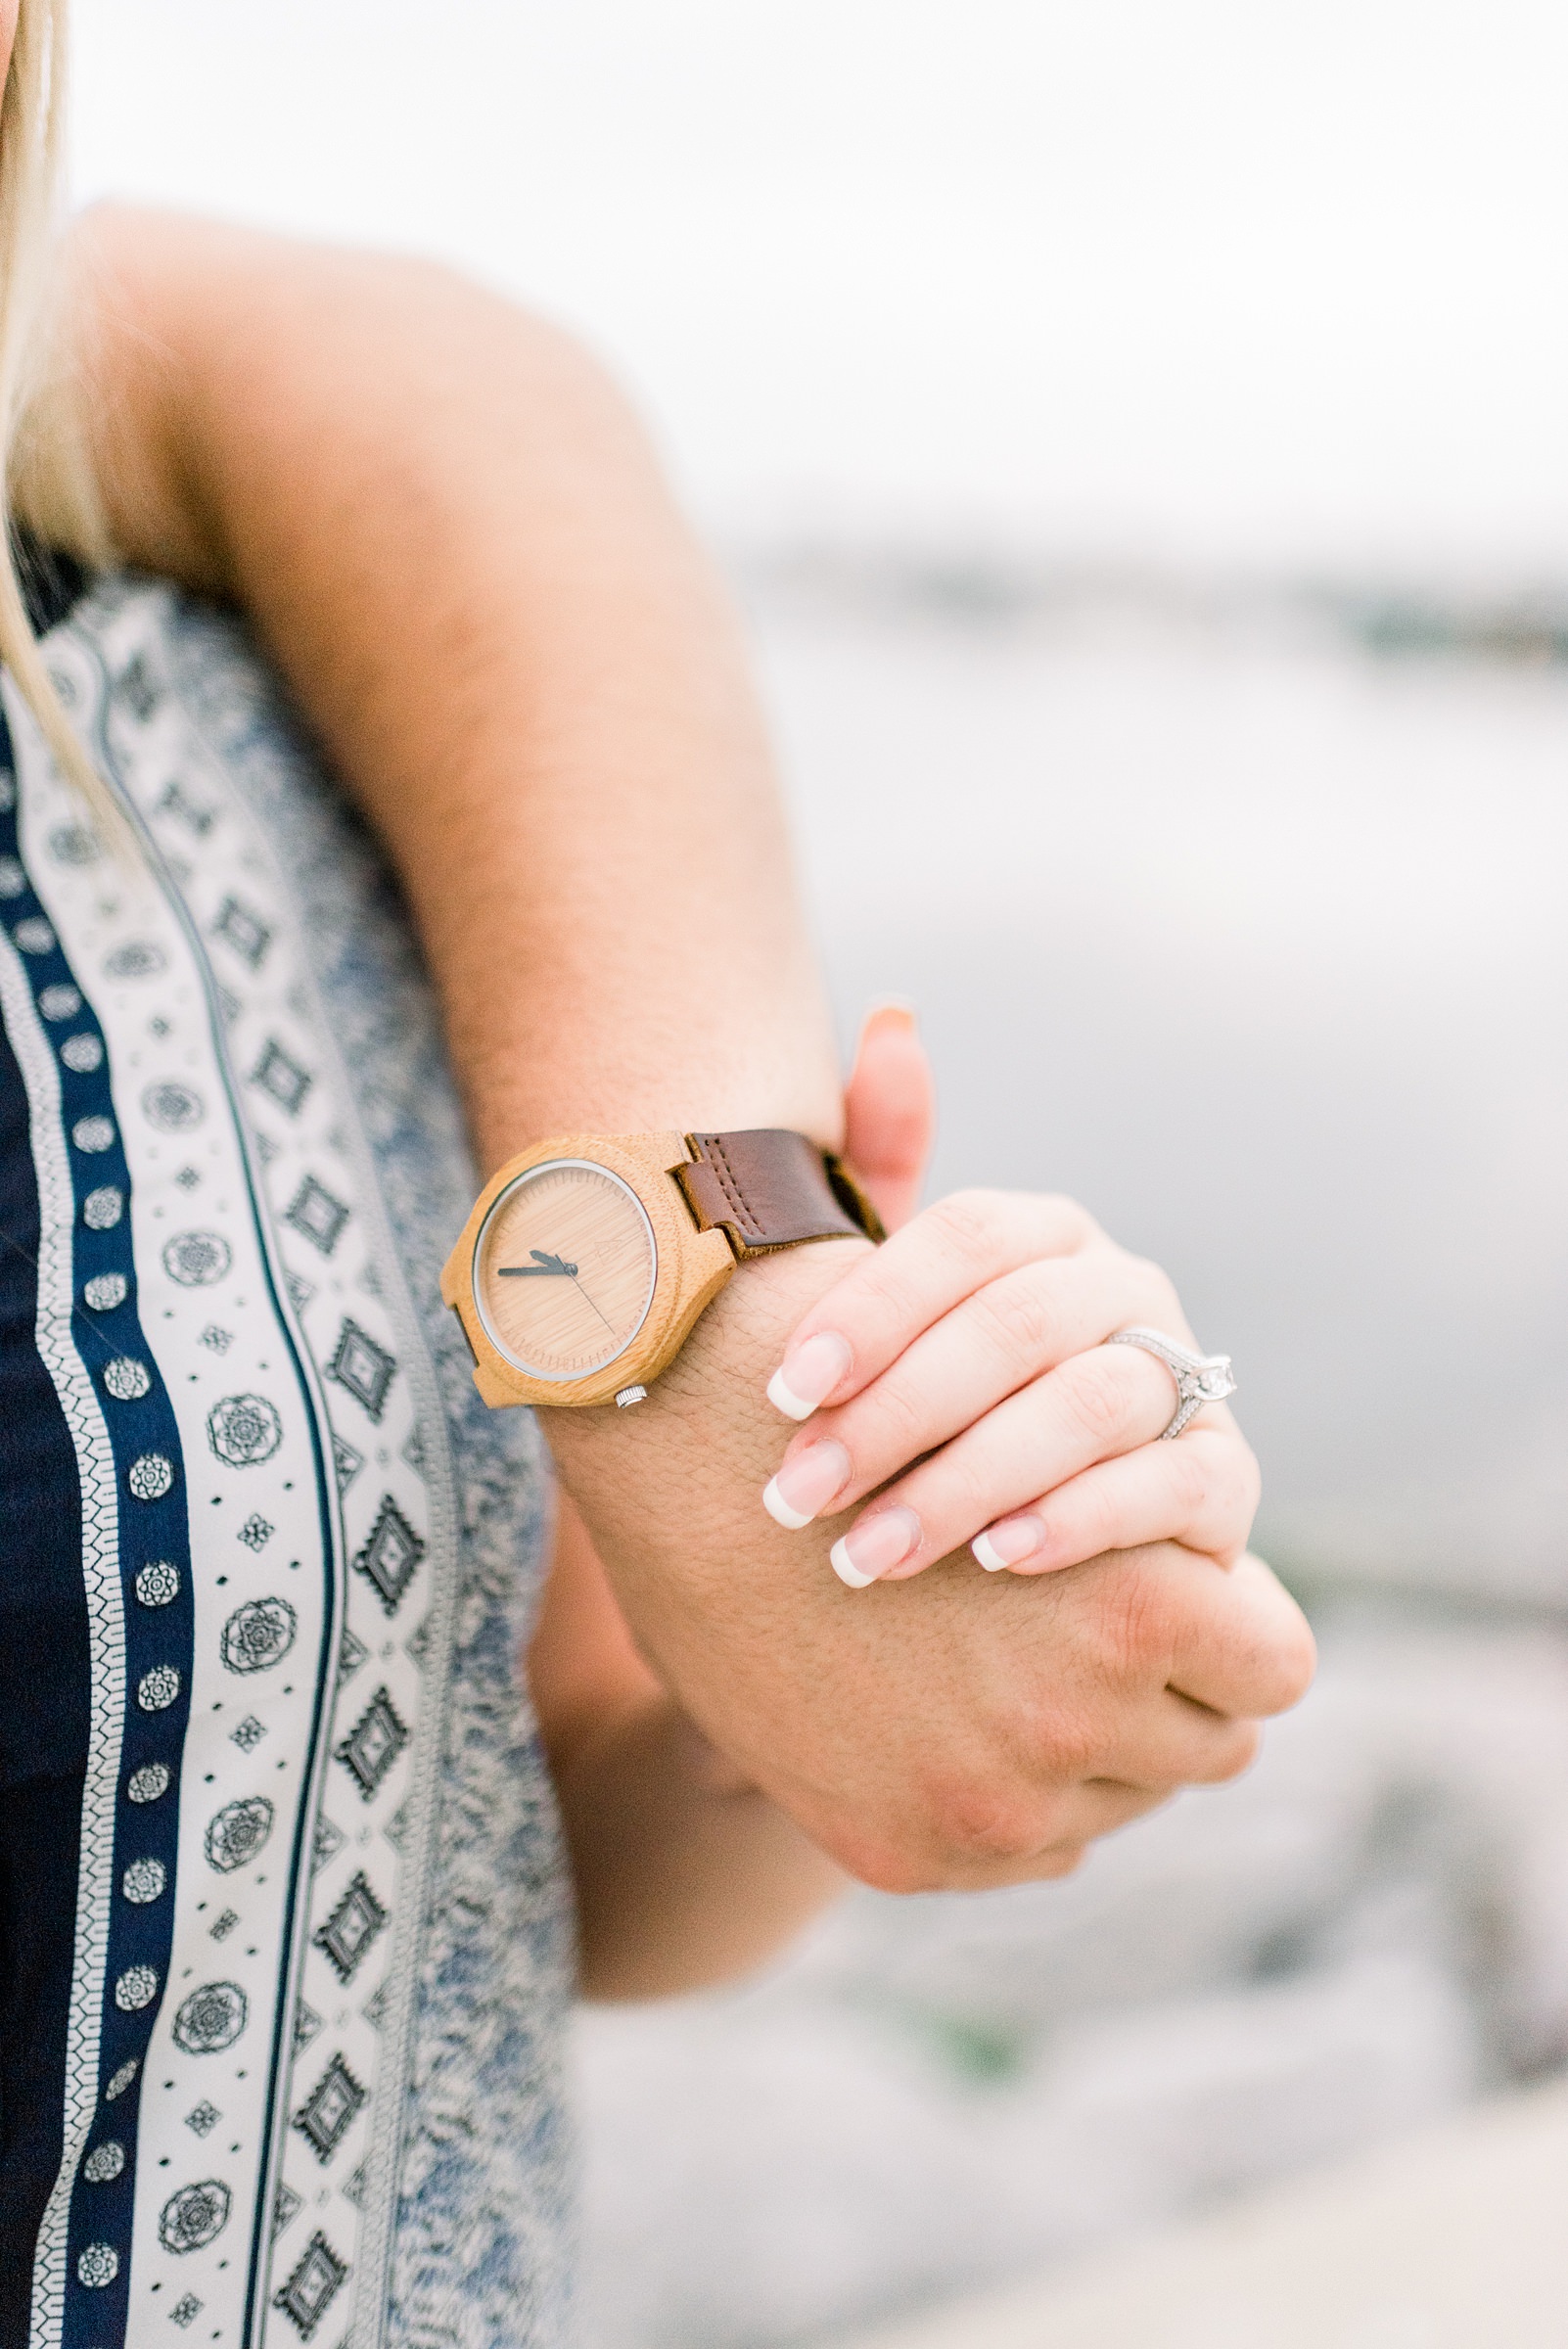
[472,1159,658,1383]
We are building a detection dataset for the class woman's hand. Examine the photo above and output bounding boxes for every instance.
[762,1191,1260,1589]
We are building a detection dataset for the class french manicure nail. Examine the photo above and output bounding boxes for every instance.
[762,1441,852,1531]
[829,1506,921,1589]
[767,1330,852,1421]
[972,1515,1046,1573]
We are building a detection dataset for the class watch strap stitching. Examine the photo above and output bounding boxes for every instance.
[676,1128,882,1257]
[698,1131,761,1244]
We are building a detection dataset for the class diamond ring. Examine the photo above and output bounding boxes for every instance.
[1108,1326,1237,1439]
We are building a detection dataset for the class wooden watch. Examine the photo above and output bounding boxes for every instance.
[440,1128,884,1409]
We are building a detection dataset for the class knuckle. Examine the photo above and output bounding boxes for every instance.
[927,1769,1050,1866]
[1049,1194,1102,1248]
[937,1450,999,1532]
[925,1187,1099,1271]
[972,1268,1058,1370]
[926,1188,1014,1267]
[1031,1703,1105,1783]
[1218,1590,1316,1718]
[1093,1564,1179,1686]
[856,1368,930,1458]
[1176,1433,1260,1548]
[855,1256,937,1348]
[1061,1351,1136,1452]
[1211,1447,1262,1544]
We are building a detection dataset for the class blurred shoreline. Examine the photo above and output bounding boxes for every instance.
[734,536,1568,668]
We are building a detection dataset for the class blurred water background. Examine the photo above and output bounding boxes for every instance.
[578,565,1568,2344]
[68,6,1568,2340]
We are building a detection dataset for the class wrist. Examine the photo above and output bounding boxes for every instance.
[542,1233,872,1676]
[445,1122,875,1417]
[544,1230,871,1467]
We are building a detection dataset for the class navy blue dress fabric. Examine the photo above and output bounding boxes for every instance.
[0,558,93,2334]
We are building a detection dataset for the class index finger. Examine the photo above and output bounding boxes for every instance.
[766,1188,1102,1420]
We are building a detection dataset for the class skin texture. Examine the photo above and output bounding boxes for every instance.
[529,1488,844,1998]
[529,1007,920,1998]
[52,207,1315,1977]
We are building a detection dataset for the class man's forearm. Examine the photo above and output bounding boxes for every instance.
[69,207,843,1170]
[69,207,905,1844]
[552,1698,843,2001]
[529,1491,844,1997]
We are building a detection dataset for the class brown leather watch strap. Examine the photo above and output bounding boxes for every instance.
[674,1129,886,1258]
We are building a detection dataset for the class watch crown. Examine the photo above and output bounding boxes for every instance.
[614,1384,648,1409]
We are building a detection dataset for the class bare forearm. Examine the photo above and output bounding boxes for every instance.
[68,204,895,1872]
[530,1491,842,1996]
[553,1699,842,2001]
[69,206,842,1171]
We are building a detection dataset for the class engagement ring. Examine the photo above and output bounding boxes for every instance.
[1108,1326,1237,1439]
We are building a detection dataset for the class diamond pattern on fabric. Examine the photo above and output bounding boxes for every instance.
[312,1872,387,1984]
[326,1318,396,1422]
[272,2232,348,2339]
[292,2051,367,2164]
[285,1173,349,1257]
[252,1035,312,1116]
[334,1686,409,1802]
[211,893,270,966]
[351,1494,423,1615]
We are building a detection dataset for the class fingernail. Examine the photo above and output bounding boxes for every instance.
[767,1330,852,1421]
[862,996,918,1032]
[972,1515,1046,1574]
[762,1440,852,1531]
[829,1506,921,1589]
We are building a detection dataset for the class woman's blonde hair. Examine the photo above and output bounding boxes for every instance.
[0,0,115,813]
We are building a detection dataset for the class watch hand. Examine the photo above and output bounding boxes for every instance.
[567,1269,619,1338]
[498,1249,579,1277]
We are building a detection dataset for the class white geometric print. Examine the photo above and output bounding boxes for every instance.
[15,576,572,2349]
[23,587,453,2348]
[15,641,340,2344]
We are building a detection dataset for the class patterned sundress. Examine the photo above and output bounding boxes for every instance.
[0,559,576,2349]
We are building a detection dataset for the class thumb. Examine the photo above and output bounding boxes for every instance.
[843,1000,936,1234]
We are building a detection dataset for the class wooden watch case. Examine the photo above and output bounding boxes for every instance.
[439,1129,737,1409]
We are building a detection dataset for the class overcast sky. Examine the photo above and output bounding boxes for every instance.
[69,1,1568,575]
